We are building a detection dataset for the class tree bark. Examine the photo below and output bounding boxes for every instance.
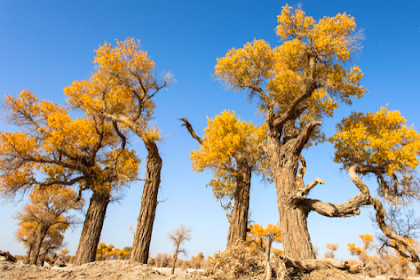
[23,242,33,264]
[227,157,252,247]
[73,190,110,266]
[265,239,273,280]
[131,142,162,263]
[171,244,179,275]
[267,130,315,260]
[30,225,48,265]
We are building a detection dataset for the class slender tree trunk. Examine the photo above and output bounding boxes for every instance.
[265,239,273,280]
[131,143,162,263]
[30,226,48,265]
[171,245,179,275]
[267,133,315,260]
[227,157,251,247]
[39,249,48,266]
[24,242,33,264]
[73,190,110,266]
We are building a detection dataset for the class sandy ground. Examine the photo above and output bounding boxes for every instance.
[0,259,209,280]
[2,258,419,280]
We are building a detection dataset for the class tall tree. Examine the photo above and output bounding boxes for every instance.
[181,110,269,247]
[0,91,139,265]
[167,224,192,275]
[65,38,172,263]
[215,4,420,274]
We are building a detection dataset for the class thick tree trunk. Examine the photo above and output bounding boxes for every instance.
[30,226,48,265]
[267,133,315,260]
[131,143,162,263]
[227,157,251,247]
[73,190,110,266]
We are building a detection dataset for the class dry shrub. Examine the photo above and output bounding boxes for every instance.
[205,240,264,279]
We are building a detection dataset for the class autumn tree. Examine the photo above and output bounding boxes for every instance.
[181,110,268,247]
[348,234,374,276]
[247,223,281,280]
[324,243,339,259]
[167,224,192,274]
[14,186,82,265]
[0,90,139,266]
[66,38,172,263]
[214,4,420,275]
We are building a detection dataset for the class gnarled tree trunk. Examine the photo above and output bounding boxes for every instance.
[267,129,315,260]
[131,142,162,263]
[227,156,251,247]
[73,190,110,266]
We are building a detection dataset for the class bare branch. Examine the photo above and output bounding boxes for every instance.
[179,118,203,144]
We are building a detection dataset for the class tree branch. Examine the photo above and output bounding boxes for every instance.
[179,118,203,144]
[298,166,371,217]
[293,120,322,154]
[277,255,362,275]
[370,196,420,273]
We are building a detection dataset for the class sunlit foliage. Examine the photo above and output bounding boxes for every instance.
[0,91,139,197]
[189,110,269,201]
[330,107,420,204]
[215,4,366,146]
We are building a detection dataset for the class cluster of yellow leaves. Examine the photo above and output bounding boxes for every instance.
[247,223,282,257]
[248,223,282,243]
[347,233,374,263]
[96,243,130,260]
[189,110,268,200]
[215,4,366,146]
[330,106,420,203]
[0,90,140,197]
[65,37,162,143]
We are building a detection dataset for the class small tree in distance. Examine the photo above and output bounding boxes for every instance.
[167,224,192,274]
[325,243,339,260]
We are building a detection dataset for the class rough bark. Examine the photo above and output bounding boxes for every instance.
[131,142,162,263]
[226,156,252,247]
[73,190,110,266]
[30,225,48,265]
[267,126,315,260]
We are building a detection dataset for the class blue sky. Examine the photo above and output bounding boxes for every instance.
[0,0,420,261]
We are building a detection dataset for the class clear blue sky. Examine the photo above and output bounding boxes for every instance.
[1,0,420,261]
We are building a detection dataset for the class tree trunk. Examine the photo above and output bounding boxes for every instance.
[131,143,162,263]
[73,190,110,266]
[30,226,48,265]
[265,239,273,280]
[171,245,179,275]
[267,133,315,260]
[23,242,33,264]
[227,157,251,247]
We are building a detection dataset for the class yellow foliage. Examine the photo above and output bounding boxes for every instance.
[65,37,166,145]
[0,89,140,198]
[330,107,420,203]
[215,4,366,146]
[189,110,269,200]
